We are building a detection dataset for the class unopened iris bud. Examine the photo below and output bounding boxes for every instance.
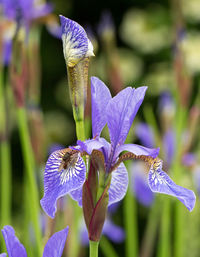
[60,15,94,123]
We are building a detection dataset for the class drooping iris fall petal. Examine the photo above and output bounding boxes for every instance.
[148,160,196,211]
[40,149,86,218]
[106,86,147,151]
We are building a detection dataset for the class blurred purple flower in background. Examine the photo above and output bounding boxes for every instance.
[0,0,53,65]
[162,128,176,167]
[135,122,155,148]
[80,219,125,245]
[131,162,154,206]
[1,225,68,257]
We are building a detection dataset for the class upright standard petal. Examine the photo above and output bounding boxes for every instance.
[106,86,147,151]
[40,149,86,218]
[91,77,112,138]
[60,15,94,67]
[148,159,196,211]
[108,163,128,206]
[1,226,27,257]
[43,227,69,257]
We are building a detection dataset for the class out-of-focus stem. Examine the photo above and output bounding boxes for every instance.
[0,66,12,253]
[123,182,138,257]
[173,106,187,257]
[140,197,161,257]
[16,107,42,257]
[100,236,119,257]
[89,241,99,257]
[157,198,171,257]
[0,141,12,225]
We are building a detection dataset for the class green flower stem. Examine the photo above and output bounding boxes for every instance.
[100,236,119,257]
[173,106,187,257]
[67,199,81,257]
[157,198,171,257]
[140,197,161,257]
[89,241,99,257]
[0,66,12,253]
[124,178,138,257]
[0,140,12,253]
[16,107,42,257]
[0,140,12,225]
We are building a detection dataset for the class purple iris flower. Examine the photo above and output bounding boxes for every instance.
[1,225,68,257]
[40,77,195,218]
[41,76,159,218]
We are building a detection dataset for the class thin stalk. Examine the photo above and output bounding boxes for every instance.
[123,181,138,257]
[16,107,42,257]
[67,200,81,257]
[157,198,171,257]
[89,241,99,257]
[0,66,12,253]
[0,140,12,253]
[140,197,161,257]
[0,141,12,225]
[173,106,187,257]
[100,236,119,257]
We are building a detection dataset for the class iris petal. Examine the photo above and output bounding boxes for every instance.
[148,161,196,211]
[91,77,112,138]
[76,139,105,155]
[69,187,83,206]
[106,86,147,151]
[43,227,69,257]
[1,226,27,257]
[40,149,86,218]
[108,163,128,206]
[114,143,159,160]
